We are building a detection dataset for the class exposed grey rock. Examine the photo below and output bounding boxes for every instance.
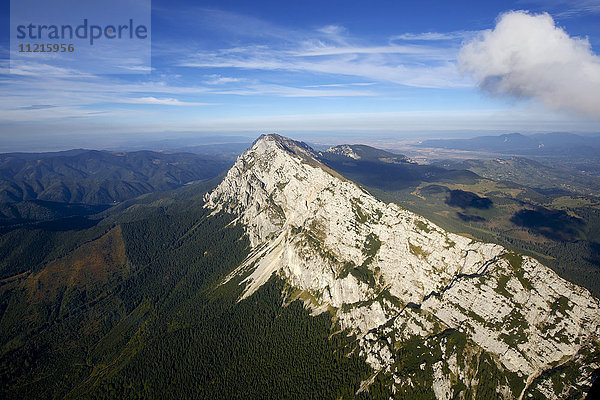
[206,134,600,399]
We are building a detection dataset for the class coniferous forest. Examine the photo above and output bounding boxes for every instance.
[0,185,371,399]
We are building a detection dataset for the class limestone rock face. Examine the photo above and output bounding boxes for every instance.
[325,144,362,159]
[206,134,600,399]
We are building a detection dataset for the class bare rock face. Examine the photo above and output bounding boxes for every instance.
[325,144,362,159]
[206,134,600,399]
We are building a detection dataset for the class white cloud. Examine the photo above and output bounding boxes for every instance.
[175,10,466,89]
[118,65,155,72]
[292,44,445,57]
[458,10,600,117]
[210,83,376,97]
[203,74,245,85]
[316,25,349,45]
[182,39,465,89]
[117,97,216,106]
[304,82,375,88]
[7,62,95,77]
[390,32,472,41]
[317,25,347,36]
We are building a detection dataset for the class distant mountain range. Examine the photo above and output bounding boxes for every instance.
[0,149,233,205]
[318,144,479,191]
[418,132,600,157]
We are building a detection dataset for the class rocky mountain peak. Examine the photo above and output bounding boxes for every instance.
[253,133,320,162]
[206,134,600,399]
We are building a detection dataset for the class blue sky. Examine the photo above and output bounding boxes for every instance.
[1,0,599,150]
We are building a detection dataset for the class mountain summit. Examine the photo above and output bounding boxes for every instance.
[206,134,600,399]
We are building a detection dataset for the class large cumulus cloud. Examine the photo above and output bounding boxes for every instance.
[458,11,600,117]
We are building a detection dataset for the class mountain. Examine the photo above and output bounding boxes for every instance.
[323,144,412,163]
[0,149,233,205]
[319,144,479,192]
[1,134,599,399]
[316,143,600,300]
[418,132,600,158]
[420,133,540,152]
[206,134,600,399]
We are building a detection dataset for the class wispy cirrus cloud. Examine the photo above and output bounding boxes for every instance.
[0,63,216,121]
[174,10,468,89]
[15,104,58,110]
[182,50,464,89]
[6,62,95,77]
[0,58,377,124]
[203,74,246,85]
[209,83,376,98]
[124,97,216,106]
[181,46,466,89]
[390,31,475,41]
[0,7,471,128]
[521,0,600,17]
[304,82,375,88]
[292,44,450,57]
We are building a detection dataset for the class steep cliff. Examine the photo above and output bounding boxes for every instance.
[206,134,600,399]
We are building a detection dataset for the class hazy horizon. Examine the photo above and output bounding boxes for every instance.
[1,0,599,151]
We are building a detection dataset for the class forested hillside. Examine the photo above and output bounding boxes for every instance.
[0,184,370,399]
[0,150,232,204]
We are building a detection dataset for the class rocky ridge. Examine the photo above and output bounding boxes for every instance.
[205,134,600,399]
[323,143,413,164]
[325,144,362,159]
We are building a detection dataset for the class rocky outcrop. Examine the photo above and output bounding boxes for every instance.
[325,144,362,159]
[206,134,600,399]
